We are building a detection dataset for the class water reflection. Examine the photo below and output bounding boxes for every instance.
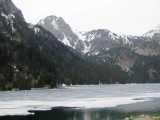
[0,107,159,120]
[30,107,133,120]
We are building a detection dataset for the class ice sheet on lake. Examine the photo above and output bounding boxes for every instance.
[0,84,160,116]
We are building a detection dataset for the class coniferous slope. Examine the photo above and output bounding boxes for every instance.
[0,0,130,90]
[0,0,84,90]
[1,0,159,91]
[39,15,160,83]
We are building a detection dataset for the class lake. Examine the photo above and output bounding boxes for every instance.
[0,84,160,120]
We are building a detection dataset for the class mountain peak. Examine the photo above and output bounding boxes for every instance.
[45,15,62,21]
[143,25,160,38]
[38,15,64,26]
[38,15,80,48]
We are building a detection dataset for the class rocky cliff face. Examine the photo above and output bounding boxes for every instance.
[39,15,160,82]
[39,16,160,56]
[0,0,131,91]
[39,15,160,71]
[38,16,85,52]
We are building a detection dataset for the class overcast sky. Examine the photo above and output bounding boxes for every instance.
[12,0,160,35]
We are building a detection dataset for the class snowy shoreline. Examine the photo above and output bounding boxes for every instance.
[0,84,160,116]
[0,94,159,116]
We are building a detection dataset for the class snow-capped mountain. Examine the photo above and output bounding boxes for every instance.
[38,15,76,47]
[39,15,160,71]
[39,16,160,56]
[38,16,86,52]
[80,29,133,55]
[143,26,160,38]
[38,16,132,54]
[0,0,160,88]
[0,0,88,90]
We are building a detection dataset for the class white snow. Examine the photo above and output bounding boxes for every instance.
[39,19,45,25]
[52,19,59,30]
[0,84,160,116]
[106,48,110,51]
[120,35,133,45]
[82,44,91,54]
[0,92,159,116]
[8,14,15,19]
[1,12,16,34]
[76,31,86,41]
[1,12,15,20]
[10,22,16,33]
[108,32,119,40]
[72,28,86,41]
[34,27,40,34]
[1,12,8,19]
[123,36,131,44]
[91,51,100,56]
[62,34,71,47]
[87,33,96,42]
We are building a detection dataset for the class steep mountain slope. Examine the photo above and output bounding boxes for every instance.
[0,0,131,90]
[0,0,86,90]
[38,16,129,54]
[39,15,160,82]
[39,16,160,56]
[0,0,160,90]
[38,16,135,71]
[38,16,84,52]
[39,15,160,67]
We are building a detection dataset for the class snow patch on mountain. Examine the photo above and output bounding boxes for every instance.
[108,32,119,40]
[75,31,86,41]
[52,19,59,30]
[144,26,160,38]
[83,44,91,54]
[91,51,100,56]
[87,33,96,42]
[1,12,15,19]
[1,12,16,34]
[34,27,40,34]
[72,28,86,42]
[38,15,160,60]
[122,35,133,45]
[62,34,71,47]
[105,48,110,51]
[38,19,45,25]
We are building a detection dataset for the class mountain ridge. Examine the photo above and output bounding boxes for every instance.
[38,15,160,83]
[38,15,160,56]
[0,0,88,90]
[0,0,160,91]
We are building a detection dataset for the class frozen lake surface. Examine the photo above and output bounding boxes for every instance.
[0,84,160,116]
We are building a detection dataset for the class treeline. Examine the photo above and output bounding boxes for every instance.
[0,30,129,90]
[1,25,160,91]
[0,0,160,91]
